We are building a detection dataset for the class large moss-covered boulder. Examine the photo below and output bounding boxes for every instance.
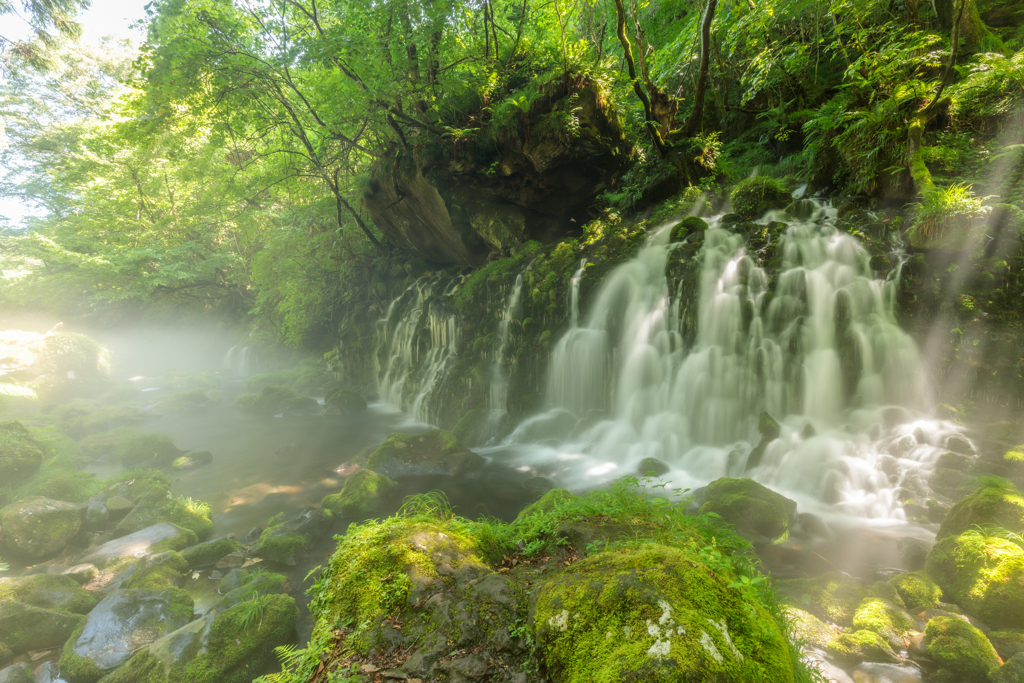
[321,469,399,518]
[991,652,1024,683]
[0,421,43,484]
[0,497,83,560]
[209,569,287,614]
[0,574,98,614]
[698,477,797,542]
[936,479,1024,540]
[825,629,900,666]
[777,572,867,626]
[58,588,194,683]
[99,593,298,683]
[532,543,796,682]
[365,430,484,478]
[180,537,245,568]
[234,385,318,415]
[784,607,838,651]
[730,176,792,219]
[885,571,943,612]
[251,508,332,565]
[923,616,1000,682]
[852,597,913,651]
[122,552,190,590]
[114,492,213,541]
[80,522,198,573]
[925,532,1024,629]
[0,600,85,656]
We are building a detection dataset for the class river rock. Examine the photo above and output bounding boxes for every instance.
[826,630,900,667]
[637,457,669,477]
[0,498,83,560]
[785,606,839,650]
[98,593,298,683]
[79,522,198,572]
[778,572,868,627]
[210,569,287,613]
[365,430,484,478]
[114,491,213,541]
[0,574,98,614]
[0,600,84,656]
[923,616,1000,682]
[925,532,1024,629]
[988,629,1024,660]
[936,479,1024,541]
[990,652,1024,683]
[103,496,134,521]
[180,536,244,568]
[945,435,974,455]
[0,421,43,484]
[62,564,98,585]
[235,385,318,414]
[122,552,189,590]
[171,450,213,469]
[321,469,399,517]
[58,588,194,683]
[252,507,332,565]
[0,663,32,683]
[323,389,366,414]
[698,477,797,542]
[83,501,108,531]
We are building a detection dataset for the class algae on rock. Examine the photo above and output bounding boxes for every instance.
[320,469,399,518]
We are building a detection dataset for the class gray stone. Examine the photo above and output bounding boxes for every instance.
[33,661,59,683]
[0,498,83,560]
[217,569,252,594]
[0,600,84,654]
[945,435,974,455]
[442,654,490,679]
[78,523,193,570]
[83,501,108,532]
[637,457,669,477]
[104,496,134,521]
[179,537,243,568]
[214,551,244,570]
[0,663,32,683]
[61,564,98,585]
[252,508,331,565]
[209,570,223,580]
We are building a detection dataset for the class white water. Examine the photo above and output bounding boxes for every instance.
[503,200,966,520]
[223,345,258,376]
[490,263,532,412]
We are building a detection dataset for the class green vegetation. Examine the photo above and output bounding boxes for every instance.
[924,616,1002,682]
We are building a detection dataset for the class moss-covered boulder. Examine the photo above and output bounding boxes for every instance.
[923,616,1000,682]
[886,571,942,612]
[777,571,867,626]
[698,477,797,542]
[825,630,900,667]
[251,507,332,566]
[321,469,399,518]
[80,522,198,574]
[115,493,213,542]
[0,574,98,614]
[234,385,318,415]
[852,597,913,651]
[171,450,213,470]
[0,497,83,560]
[209,569,287,613]
[936,478,1024,541]
[991,652,1024,683]
[730,176,792,219]
[925,531,1024,629]
[323,389,366,414]
[179,537,245,568]
[59,588,194,683]
[99,593,298,683]
[0,600,85,656]
[365,429,484,478]
[122,552,189,590]
[784,607,838,651]
[0,421,43,484]
[989,629,1024,660]
[515,488,577,522]
[532,543,795,682]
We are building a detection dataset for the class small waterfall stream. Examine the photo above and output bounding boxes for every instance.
[490,262,533,412]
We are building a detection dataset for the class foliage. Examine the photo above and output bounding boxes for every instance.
[908,183,989,246]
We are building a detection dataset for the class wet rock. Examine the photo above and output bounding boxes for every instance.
[0,600,84,657]
[244,526,262,542]
[785,606,839,650]
[61,564,98,585]
[988,629,1024,660]
[990,651,1024,683]
[0,421,43,484]
[0,663,32,683]
[698,477,797,542]
[323,389,366,414]
[321,469,399,517]
[438,654,490,680]
[99,593,298,683]
[0,574,98,614]
[886,571,942,612]
[945,435,975,455]
[210,569,287,613]
[58,588,194,683]
[745,410,781,471]
[826,630,900,667]
[786,199,818,220]
[171,450,213,470]
[778,572,867,626]
[122,552,189,590]
[179,536,244,568]
[214,551,245,570]
[522,476,555,493]
[208,570,223,580]
[929,467,977,498]
[0,498,83,560]
[803,651,855,683]
[252,507,332,565]
[927,500,950,524]
[365,430,484,478]
[103,496,134,521]
[897,538,929,570]
[637,457,669,477]
[936,451,972,472]
[113,491,213,541]
[33,661,59,683]
[79,522,198,572]
[923,616,1000,682]
[853,597,914,651]
[795,512,831,539]
[83,501,108,532]
[849,662,922,683]
[936,479,1024,541]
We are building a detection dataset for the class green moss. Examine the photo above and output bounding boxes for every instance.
[852,597,912,649]
[149,524,199,554]
[924,616,1001,682]
[243,370,302,391]
[698,477,796,543]
[778,572,867,626]
[826,630,899,667]
[451,407,490,446]
[58,622,104,683]
[364,429,482,478]
[925,531,1024,629]
[989,629,1024,660]
[115,492,214,541]
[235,385,317,414]
[213,570,288,611]
[937,478,1024,540]
[532,543,795,682]
[0,573,99,614]
[886,571,943,612]
[0,497,83,560]
[180,537,245,567]
[0,420,44,483]
[321,469,398,518]
[514,488,576,522]
[730,176,792,219]
[123,552,189,589]
[82,428,181,468]
[16,467,99,503]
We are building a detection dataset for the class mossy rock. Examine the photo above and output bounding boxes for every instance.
[0,497,83,560]
[923,616,1000,682]
[991,652,1024,683]
[365,429,484,478]
[0,420,43,484]
[209,569,287,613]
[777,572,867,626]
[936,478,1024,540]
[886,571,942,612]
[784,607,838,651]
[171,451,213,470]
[115,492,213,542]
[698,477,797,542]
[82,429,182,468]
[321,469,399,518]
[515,488,577,522]
[122,552,189,590]
[450,407,498,447]
[672,216,709,242]
[825,629,899,667]
[988,629,1024,660]
[0,600,85,657]
[730,177,792,219]
[80,522,198,573]
[532,543,796,682]
[0,662,32,683]
[0,573,98,614]
[251,508,332,566]
[324,389,366,414]
[925,531,1024,629]
[852,597,912,651]
[180,537,245,568]
[930,467,979,499]
[235,385,318,415]
[99,593,298,683]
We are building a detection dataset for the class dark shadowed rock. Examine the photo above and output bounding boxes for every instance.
[365,430,483,478]
[0,600,84,656]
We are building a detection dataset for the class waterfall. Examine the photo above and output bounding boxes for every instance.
[516,200,960,519]
[489,262,533,413]
[375,274,462,424]
[223,345,257,376]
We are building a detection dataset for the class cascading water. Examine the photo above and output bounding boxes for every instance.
[489,263,533,413]
[223,345,258,376]
[507,200,965,520]
[375,274,462,424]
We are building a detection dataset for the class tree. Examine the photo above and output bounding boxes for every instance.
[0,0,91,72]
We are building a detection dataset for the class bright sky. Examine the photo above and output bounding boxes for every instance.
[0,0,150,227]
